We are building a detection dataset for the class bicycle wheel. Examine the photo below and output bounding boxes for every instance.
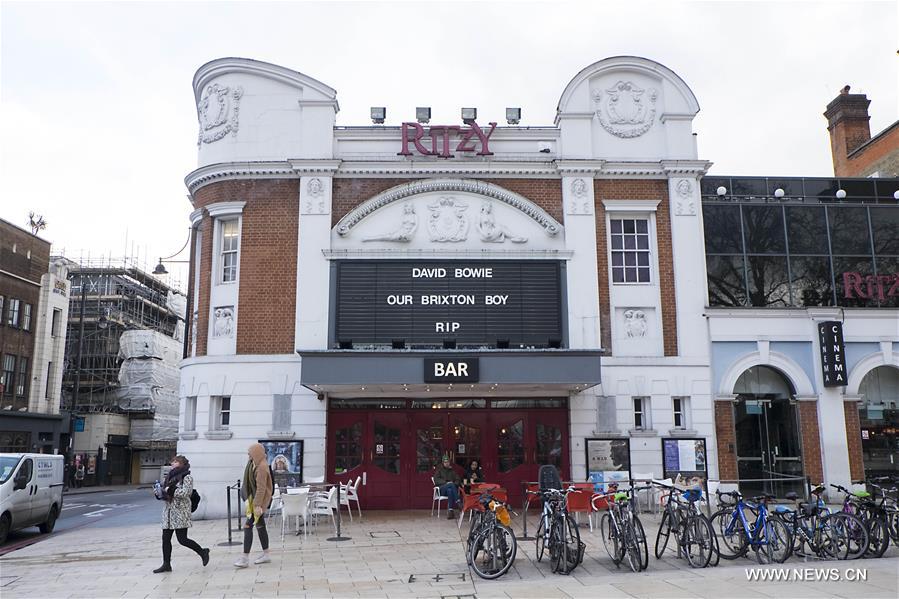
[621,516,640,573]
[755,517,792,565]
[600,512,622,566]
[683,515,714,569]
[654,510,672,558]
[710,509,748,559]
[563,514,583,573]
[466,511,484,563]
[633,515,649,571]
[864,515,890,558]
[469,525,517,580]
[820,512,864,560]
[535,517,547,562]
[549,518,568,574]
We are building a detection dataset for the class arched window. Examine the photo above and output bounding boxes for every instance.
[858,366,899,476]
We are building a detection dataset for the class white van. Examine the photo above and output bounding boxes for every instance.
[0,453,64,544]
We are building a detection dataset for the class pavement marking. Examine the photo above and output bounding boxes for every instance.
[369,531,401,538]
[83,508,113,517]
[61,503,88,511]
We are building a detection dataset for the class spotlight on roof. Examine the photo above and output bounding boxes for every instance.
[505,107,521,125]
[416,107,431,124]
[774,188,785,199]
[836,189,847,200]
[461,107,477,122]
[716,186,727,197]
[370,107,386,124]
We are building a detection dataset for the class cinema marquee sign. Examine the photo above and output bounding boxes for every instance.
[842,272,899,302]
[818,321,847,387]
[398,121,497,158]
[334,260,563,347]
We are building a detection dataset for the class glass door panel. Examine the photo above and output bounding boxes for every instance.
[734,396,805,498]
[410,413,447,508]
[450,416,484,471]
[497,420,525,473]
[367,414,407,509]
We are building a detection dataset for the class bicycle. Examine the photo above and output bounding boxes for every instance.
[773,483,868,560]
[593,484,649,572]
[867,476,899,545]
[465,491,517,579]
[831,482,890,558]
[711,490,792,564]
[653,481,715,568]
[530,486,585,574]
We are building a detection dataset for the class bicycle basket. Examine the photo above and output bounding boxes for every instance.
[559,541,586,574]
[538,464,562,491]
[492,502,511,527]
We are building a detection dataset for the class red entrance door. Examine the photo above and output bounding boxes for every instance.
[410,412,446,509]
[329,412,366,488]
[366,413,407,509]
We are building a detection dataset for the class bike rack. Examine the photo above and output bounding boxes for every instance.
[217,480,243,547]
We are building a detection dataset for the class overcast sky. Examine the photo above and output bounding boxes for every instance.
[1,0,896,291]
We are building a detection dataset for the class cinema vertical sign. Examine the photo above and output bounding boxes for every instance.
[818,321,847,387]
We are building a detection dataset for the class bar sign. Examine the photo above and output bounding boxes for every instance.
[818,321,847,387]
[424,358,479,383]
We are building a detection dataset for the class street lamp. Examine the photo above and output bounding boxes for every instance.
[153,229,192,275]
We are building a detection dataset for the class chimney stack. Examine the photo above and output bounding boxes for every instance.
[824,85,872,177]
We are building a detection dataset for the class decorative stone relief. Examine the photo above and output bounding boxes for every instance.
[427,197,469,242]
[567,178,593,215]
[364,203,418,242]
[674,179,696,216]
[212,306,234,338]
[197,84,244,145]
[477,201,527,243]
[623,309,648,338]
[302,177,328,214]
[592,81,658,139]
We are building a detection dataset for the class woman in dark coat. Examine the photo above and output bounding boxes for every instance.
[153,455,209,573]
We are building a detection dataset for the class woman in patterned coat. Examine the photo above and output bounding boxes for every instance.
[153,455,210,573]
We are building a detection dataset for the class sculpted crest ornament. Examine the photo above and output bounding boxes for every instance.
[593,81,658,139]
[197,84,244,145]
[427,197,469,242]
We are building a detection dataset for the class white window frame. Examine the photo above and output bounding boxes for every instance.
[609,217,652,284]
[206,201,246,287]
[219,219,240,284]
[184,396,197,432]
[210,395,231,430]
[45,362,53,399]
[7,298,20,327]
[602,200,661,288]
[633,396,651,430]
[22,303,32,332]
[672,396,689,430]
[15,356,27,397]
[51,309,61,337]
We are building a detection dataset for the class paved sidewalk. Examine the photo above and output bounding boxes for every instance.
[64,484,152,496]
[0,510,896,598]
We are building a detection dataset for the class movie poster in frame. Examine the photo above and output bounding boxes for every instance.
[585,438,631,492]
[259,440,304,489]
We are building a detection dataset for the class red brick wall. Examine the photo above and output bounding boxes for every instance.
[236,182,298,354]
[714,401,738,481]
[190,180,299,356]
[798,401,825,485]
[594,180,677,356]
[844,401,865,481]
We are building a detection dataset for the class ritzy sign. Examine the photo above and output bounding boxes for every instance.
[399,121,497,158]
[818,321,847,387]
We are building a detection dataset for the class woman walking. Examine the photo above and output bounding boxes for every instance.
[234,442,273,568]
[153,455,210,573]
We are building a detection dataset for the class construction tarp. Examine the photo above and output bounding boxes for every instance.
[117,330,181,443]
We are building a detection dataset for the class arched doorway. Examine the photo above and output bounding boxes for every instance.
[733,366,804,497]
[858,366,899,477]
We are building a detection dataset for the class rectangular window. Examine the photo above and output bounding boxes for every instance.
[1,355,15,399]
[633,396,651,430]
[7,299,20,327]
[272,394,291,431]
[51,309,61,337]
[0,296,4,326]
[45,362,53,399]
[15,357,27,397]
[211,396,231,430]
[673,396,689,430]
[610,219,651,283]
[22,304,32,332]
[220,220,239,283]
[184,396,197,431]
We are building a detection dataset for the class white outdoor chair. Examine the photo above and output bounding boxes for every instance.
[431,476,448,517]
[652,478,675,513]
[343,476,362,520]
[310,486,337,533]
[269,487,283,517]
[339,476,356,522]
[280,489,310,539]
[706,480,721,513]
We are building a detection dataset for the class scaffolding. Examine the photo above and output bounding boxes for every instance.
[59,257,185,414]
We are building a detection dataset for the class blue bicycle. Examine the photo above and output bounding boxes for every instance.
[710,490,792,564]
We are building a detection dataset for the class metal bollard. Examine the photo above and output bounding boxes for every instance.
[219,481,242,547]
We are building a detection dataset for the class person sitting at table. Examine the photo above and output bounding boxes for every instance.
[433,455,462,519]
[463,459,483,494]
